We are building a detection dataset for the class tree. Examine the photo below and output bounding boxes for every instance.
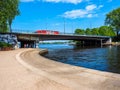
[75,29,85,35]
[99,26,108,36]
[7,0,20,32]
[105,7,120,36]
[85,28,91,35]
[91,28,99,35]
[107,26,116,36]
[0,1,7,32]
[0,0,20,33]
[99,26,116,36]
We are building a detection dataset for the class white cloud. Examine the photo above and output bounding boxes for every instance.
[43,0,83,4]
[62,4,101,19]
[98,5,103,9]
[86,4,97,11]
[87,14,92,18]
[63,9,88,19]
[20,0,34,2]
[87,14,98,18]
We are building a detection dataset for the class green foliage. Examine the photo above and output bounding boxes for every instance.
[75,29,85,35]
[85,28,91,35]
[0,0,20,33]
[99,26,116,36]
[91,28,99,35]
[105,7,120,36]
[0,42,12,48]
[74,26,116,36]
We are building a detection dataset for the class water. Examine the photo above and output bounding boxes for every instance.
[39,44,120,74]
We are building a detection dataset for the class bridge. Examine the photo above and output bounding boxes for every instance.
[0,32,111,48]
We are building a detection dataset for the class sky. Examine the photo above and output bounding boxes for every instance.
[12,0,120,33]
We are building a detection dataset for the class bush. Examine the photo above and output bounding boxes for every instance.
[0,42,12,48]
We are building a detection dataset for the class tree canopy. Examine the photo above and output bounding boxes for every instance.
[0,0,20,33]
[74,26,116,36]
[91,28,99,35]
[75,29,85,35]
[85,28,91,35]
[105,7,120,36]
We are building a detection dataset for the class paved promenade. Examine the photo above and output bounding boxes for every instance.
[0,48,120,90]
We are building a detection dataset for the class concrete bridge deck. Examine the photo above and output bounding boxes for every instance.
[12,32,110,41]
[0,32,112,48]
[0,32,111,40]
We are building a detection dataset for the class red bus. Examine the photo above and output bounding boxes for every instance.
[35,30,59,35]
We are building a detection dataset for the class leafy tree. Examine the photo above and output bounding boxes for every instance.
[91,28,99,35]
[99,26,108,36]
[74,26,115,36]
[0,1,7,32]
[99,26,116,36]
[7,0,20,32]
[85,28,91,35]
[0,0,20,33]
[75,29,85,35]
[107,26,116,36]
[105,7,120,36]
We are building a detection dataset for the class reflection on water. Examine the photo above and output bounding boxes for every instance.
[39,44,120,74]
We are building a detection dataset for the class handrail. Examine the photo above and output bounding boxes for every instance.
[0,29,111,38]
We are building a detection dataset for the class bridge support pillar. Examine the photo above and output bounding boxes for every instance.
[100,39,103,47]
[35,41,39,48]
[101,38,112,46]
[107,38,112,44]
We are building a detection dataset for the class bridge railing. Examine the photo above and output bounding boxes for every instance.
[59,32,110,38]
[11,29,110,38]
[12,29,33,34]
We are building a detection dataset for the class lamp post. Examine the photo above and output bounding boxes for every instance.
[71,22,74,34]
[64,18,65,34]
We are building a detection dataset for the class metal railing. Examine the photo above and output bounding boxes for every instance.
[11,29,110,38]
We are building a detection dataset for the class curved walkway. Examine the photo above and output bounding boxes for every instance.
[0,48,120,90]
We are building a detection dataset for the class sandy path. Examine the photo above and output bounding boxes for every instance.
[19,49,120,90]
[1,48,120,90]
[0,49,72,90]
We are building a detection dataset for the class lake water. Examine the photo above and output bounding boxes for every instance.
[39,44,120,74]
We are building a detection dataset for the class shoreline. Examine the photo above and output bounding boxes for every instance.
[17,48,120,89]
[0,48,120,90]
[39,49,120,77]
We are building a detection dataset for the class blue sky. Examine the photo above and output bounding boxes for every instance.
[12,0,120,33]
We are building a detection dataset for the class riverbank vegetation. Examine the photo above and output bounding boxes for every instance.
[105,7,120,37]
[75,26,116,36]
